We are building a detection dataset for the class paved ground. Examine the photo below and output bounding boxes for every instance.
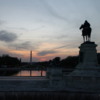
[0,76,50,91]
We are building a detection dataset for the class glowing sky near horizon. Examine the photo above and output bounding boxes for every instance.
[0,0,100,62]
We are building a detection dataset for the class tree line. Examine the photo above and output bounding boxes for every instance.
[35,53,100,69]
[0,55,21,68]
[1,53,100,69]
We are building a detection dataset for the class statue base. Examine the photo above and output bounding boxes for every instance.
[66,41,100,92]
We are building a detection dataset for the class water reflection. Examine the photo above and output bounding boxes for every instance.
[13,70,46,76]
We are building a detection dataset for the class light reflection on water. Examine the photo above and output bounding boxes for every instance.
[14,70,46,76]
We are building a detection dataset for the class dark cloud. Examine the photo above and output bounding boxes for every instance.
[0,30,18,42]
[53,43,78,50]
[9,41,32,50]
[54,45,67,50]
[38,50,57,56]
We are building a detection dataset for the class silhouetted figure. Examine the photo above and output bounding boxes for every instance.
[80,20,92,42]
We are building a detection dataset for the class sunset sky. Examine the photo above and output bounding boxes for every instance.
[0,0,100,62]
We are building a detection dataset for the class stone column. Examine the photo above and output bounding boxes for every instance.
[77,41,98,68]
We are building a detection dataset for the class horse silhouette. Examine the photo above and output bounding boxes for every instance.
[80,21,92,42]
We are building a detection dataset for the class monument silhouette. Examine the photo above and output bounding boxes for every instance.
[66,21,100,92]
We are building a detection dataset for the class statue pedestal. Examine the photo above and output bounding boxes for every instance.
[78,41,98,68]
[66,42,100,92]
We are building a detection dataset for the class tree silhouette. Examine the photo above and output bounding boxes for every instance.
[0,54,21,67]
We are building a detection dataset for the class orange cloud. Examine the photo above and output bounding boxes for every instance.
[4,43,79,62]
[37,42,61,51]
[38,48,79,61]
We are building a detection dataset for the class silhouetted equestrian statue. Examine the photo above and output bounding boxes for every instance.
[80,20,92,42]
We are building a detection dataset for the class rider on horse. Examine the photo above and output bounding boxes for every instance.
[80,20,92,42]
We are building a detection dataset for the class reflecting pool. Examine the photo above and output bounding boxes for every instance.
[13,70,46,76]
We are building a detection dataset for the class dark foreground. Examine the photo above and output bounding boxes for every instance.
[0,92,100,100]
